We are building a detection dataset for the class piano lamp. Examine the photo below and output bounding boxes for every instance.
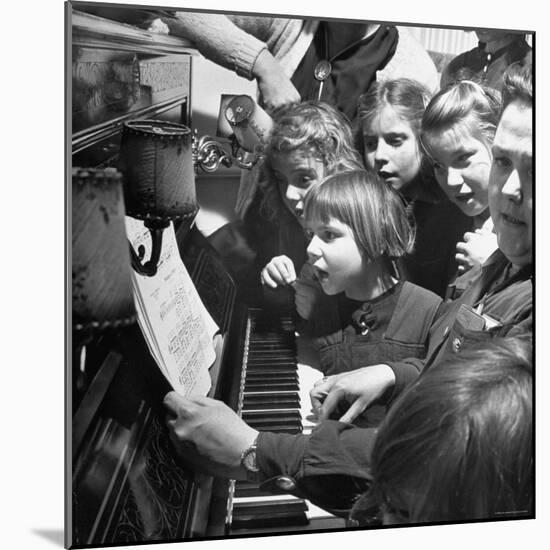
[193,94,273,172]
[72,167,136,331]
[118,119,198,277]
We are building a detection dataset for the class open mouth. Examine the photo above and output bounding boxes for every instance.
[314,266,329,283]
[378,171,396,180]
[455,193,475,202]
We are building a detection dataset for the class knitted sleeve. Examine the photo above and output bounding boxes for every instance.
[167,12,302,79]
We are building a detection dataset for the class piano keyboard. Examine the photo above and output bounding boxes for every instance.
[226,310,346,533]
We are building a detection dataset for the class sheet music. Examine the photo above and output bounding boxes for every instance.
[125,217,219,397]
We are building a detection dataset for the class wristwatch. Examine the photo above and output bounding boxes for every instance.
[240,438,260,481]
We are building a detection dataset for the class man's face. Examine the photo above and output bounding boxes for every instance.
[488,100,532,267]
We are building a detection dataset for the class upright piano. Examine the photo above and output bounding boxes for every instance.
[68,5,346,547]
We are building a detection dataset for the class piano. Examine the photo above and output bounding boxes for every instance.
[68,5,346,547]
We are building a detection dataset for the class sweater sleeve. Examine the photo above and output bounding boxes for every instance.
[167,13,271,79]
[166,13,303,79]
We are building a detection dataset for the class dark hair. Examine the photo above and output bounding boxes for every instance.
[421,80,501,159]
[260,101,363,217]
[350,335,533,525]
[303,170,415,260]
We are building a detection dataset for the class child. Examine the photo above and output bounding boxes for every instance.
[348,335,532,526]
[254,101,363,320]
[258,101,363,286]
[209,100,362,311]
[421,80,501,299]
[356,78,471,297]
[302,171,442,412]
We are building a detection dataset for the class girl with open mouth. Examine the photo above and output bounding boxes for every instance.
[421,80,501,299]
[356,78,471,298]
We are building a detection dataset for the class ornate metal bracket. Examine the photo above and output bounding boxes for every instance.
[192,130,261,173]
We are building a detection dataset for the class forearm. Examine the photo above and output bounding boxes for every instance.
[257,421,375,480]
[167,12,269,78]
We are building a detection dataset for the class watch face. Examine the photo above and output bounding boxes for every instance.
[242,446,259,472]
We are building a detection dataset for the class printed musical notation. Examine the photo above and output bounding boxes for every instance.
[125,217,219,397]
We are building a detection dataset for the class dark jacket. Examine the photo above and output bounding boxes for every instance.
[256,250,532,516]
[399,178,472,298]
[440,37,532,91]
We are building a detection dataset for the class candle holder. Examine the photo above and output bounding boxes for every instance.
[193,94,273,173]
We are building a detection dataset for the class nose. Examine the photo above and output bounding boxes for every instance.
[373,139,389,167]
[501,169,523,204]
[307,235,322,261]
[446,167,464,189]
[285,185,305,216]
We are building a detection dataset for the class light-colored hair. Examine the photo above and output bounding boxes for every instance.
[260,101,363,217]
[421,80,501,158]
[303,170,415,261]
[501,60,532,113]
[350,335,533,525]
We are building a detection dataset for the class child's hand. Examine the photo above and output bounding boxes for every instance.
[455,229,498,274]
[260,255,296,288]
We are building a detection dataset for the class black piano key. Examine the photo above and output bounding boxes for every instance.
[246,360,296,369]
[244,415,302,428]
[244,382,299,392]
[248,348,296,356]
[234,482,268,499]
[243,394,300,410]
[231,499,309,529]
[246,355,296,363]
[245,372,298,382]
[246,360,296,368]
[232,499,307,514]
[245,424,302,433]
[245,366,298,383]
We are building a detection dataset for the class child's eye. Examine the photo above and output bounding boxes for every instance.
[493,156,512,169]
[363,137,377,151]
[388,137,404,147]
[323,230,336,241]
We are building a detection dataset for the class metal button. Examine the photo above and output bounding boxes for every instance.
[314,60,332,81]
